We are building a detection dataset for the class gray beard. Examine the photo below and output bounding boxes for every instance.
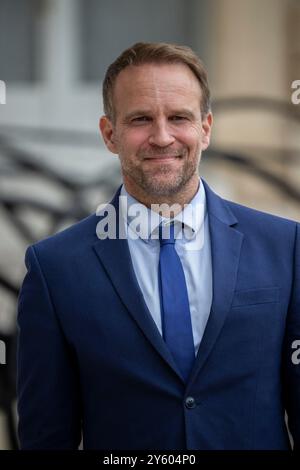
[122,158,199,197]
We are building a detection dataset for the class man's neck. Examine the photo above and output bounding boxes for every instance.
[123,178,200,218]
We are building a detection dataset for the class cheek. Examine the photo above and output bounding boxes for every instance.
[175,126,202,149]
[118,129,150,150]
[188,123,203,139]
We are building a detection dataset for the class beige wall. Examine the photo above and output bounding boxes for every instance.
[200,0,300,219]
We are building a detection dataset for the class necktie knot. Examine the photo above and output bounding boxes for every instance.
[159,223,176,246]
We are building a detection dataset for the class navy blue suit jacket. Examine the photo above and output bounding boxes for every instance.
[17,180,300,450]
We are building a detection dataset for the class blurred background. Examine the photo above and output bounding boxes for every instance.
[0,0,299,449]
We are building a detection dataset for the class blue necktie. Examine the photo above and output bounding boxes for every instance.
[158,223,195,382]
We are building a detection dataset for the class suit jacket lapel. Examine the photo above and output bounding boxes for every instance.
[92,181,244,386]
[92,187,184,382]
[187,180,244,386]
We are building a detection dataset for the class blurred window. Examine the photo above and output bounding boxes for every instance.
[0,0,38,82]
[79,0,203,82]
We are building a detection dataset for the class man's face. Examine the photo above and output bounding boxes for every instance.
[100,63,212,202]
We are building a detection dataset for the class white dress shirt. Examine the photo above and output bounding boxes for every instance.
[120,178,213,355]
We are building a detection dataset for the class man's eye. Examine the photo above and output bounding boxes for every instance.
[132,116,150,123]
[169,116,187,121]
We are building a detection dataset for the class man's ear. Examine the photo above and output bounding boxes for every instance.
[201,112,213,150]
[99,116,118,154]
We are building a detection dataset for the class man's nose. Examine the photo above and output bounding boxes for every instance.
[148,120,175,147]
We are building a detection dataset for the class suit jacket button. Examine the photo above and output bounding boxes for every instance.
[185,396,196,409]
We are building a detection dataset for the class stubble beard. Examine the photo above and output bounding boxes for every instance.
[120,149,201,198]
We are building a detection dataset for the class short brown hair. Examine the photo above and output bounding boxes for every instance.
[103,42,211,121]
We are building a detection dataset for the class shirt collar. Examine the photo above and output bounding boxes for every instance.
[120,178,206,243]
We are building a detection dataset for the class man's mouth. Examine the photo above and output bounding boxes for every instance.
[144,154,182,161]
[139,147,185,161]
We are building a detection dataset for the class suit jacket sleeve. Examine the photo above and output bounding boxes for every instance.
[17,245,82,449]
[283,222,300,450]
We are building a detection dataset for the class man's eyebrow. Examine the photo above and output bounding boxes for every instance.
[123,110,153,121]
[170,109,197,119]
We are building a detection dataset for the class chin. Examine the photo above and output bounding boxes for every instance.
[141,175,188,197]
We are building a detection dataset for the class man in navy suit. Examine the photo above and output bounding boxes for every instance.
[17,42,300,450]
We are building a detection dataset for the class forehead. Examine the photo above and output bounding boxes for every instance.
[112,63,202,113]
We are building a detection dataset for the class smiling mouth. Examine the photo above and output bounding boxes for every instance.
[144,155,182,161]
